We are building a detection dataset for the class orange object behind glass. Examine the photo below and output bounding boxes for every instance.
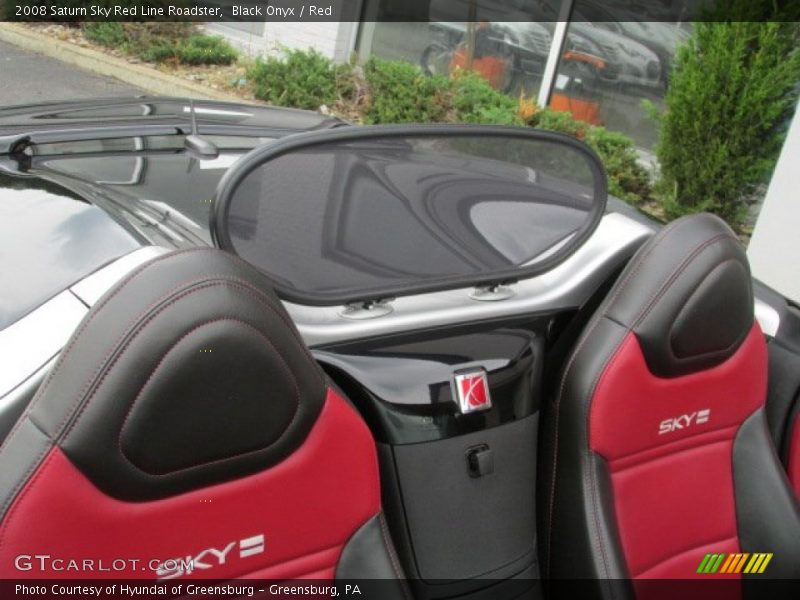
[450,49,509,91]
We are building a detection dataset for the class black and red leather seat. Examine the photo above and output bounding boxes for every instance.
[787,412,800,499]
[762,291,800,502]
[770,385,800,500]
[765,345,800,500]
[0,248,406,591]
[540,214,800,595]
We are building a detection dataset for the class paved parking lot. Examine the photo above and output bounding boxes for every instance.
[0,39,143,106]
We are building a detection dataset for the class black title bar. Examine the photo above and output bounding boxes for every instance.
[2,0,800,23]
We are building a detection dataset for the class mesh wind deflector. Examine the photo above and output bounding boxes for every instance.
[213,126,607,304]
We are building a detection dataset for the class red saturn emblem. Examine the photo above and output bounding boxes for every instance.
[453,369,492,414]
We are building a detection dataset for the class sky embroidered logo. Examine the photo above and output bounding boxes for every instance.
[238,534,265,558]
[658,408,711,435]
[697,552,773,574]
[155,533,265,579]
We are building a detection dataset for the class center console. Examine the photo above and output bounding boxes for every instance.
[314,324,544,600]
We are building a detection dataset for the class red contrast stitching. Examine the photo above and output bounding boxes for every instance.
[116,317,302,475]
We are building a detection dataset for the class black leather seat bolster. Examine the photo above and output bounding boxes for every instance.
[539,316,631,586]
[733,409,800,580]
[336,514,412,600]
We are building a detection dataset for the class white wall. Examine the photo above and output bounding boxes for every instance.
[206,22,266,57]
[263,22,341,58]
[748,102,800,303]
[208,22,358,63]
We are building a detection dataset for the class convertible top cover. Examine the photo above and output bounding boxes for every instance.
[214,126,607,305]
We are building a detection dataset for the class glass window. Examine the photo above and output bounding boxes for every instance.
[359,1,566,98]
[549,0,694,152]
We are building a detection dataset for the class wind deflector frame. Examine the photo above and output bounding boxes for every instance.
[211,124,608,306]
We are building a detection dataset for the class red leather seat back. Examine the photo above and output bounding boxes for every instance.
[541,214,800,597]
[590,326,765,579]
[0,390,378,580]
[0,249,389,582]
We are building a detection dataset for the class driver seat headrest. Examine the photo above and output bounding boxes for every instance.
[5,248,327,501]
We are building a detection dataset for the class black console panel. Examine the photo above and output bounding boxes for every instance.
[315,324,544,599]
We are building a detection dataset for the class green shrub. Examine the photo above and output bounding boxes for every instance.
[450,71,522,125]
[652,17,800,228]
[124,22,193,43]
[123,23,186,64]
[361,56,652,203]
[177,35,238,66]
[532,109,588,139]
[364,58,450,123]
[248,49,351,109]
[523,108,651,204]
[95,33,660,203]
[137,39,178,63]
[584,127,651,204]
[83,22,127,47]
[82,22,237,67]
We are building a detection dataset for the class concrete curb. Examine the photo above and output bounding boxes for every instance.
[0,23,245,102]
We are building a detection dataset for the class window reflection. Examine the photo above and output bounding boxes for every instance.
[358,0,696,153]
[545,0,692,151]
[361,0,568,98]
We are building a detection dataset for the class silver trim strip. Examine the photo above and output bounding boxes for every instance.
[0,291,87,398]
[0,246,169,399]
[754,297,781,338]
[286,214,653,347]
[70,246,169,307]
[0,355,57,439]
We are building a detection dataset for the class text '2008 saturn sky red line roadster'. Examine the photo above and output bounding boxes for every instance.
[0,98,799,600]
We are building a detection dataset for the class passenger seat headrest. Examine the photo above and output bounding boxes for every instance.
[602,213,754,378]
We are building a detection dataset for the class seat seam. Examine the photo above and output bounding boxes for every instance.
[0,446,58,556]
[632,233,739,329]
[61,278,324,442]
[117,317,303,476]
[379,513,412,599]
[0,251,321,461]
[585,332,630,590]
[608,427,739,472]
[0,247,210,458]
[0,267,324,524]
